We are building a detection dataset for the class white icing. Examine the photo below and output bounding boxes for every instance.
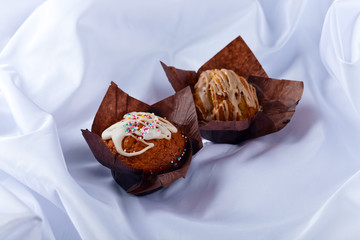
[194,69,259,121]
[102,112,178,157]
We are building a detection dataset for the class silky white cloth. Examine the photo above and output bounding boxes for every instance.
[1,0,360,239]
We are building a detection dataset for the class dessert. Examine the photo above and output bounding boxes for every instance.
[193,69,260,122]
[161,36,304,143]
[101,112,187,175]
[82,83,202,195]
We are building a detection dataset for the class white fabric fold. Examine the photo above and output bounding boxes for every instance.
[320,0,360,114]
[0,182,49,240]
[295,168,360,240]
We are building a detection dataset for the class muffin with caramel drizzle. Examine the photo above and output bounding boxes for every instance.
[193,69,260,122]
[101,112,187,175]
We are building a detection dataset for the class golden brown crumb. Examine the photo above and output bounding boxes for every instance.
[103,127,187,174]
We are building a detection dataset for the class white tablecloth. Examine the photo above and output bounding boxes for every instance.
[1,0,360,239]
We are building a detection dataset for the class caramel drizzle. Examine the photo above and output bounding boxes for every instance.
[195,69,259,121]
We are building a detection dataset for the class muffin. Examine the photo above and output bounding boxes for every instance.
[101,112,187,175]
[193,69,260,122]
[161,36,303,144]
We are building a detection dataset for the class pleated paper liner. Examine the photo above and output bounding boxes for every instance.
[82,82,202,195]
[161,36,304,143]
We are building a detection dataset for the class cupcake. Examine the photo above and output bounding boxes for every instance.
[161,36,304,143]
[82,82,202,195]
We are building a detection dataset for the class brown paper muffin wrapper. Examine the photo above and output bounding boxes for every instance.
[161,36,304,143]
[82,82,203,195]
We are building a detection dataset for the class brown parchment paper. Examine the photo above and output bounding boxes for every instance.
[161,36,304,143]
[82,82,202,195]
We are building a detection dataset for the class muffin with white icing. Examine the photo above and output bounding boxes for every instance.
[101,112,187,175]
[193,69,260,122]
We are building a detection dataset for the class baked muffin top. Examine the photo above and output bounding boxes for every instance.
[102,112,187,174]
[193,69,260,121]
